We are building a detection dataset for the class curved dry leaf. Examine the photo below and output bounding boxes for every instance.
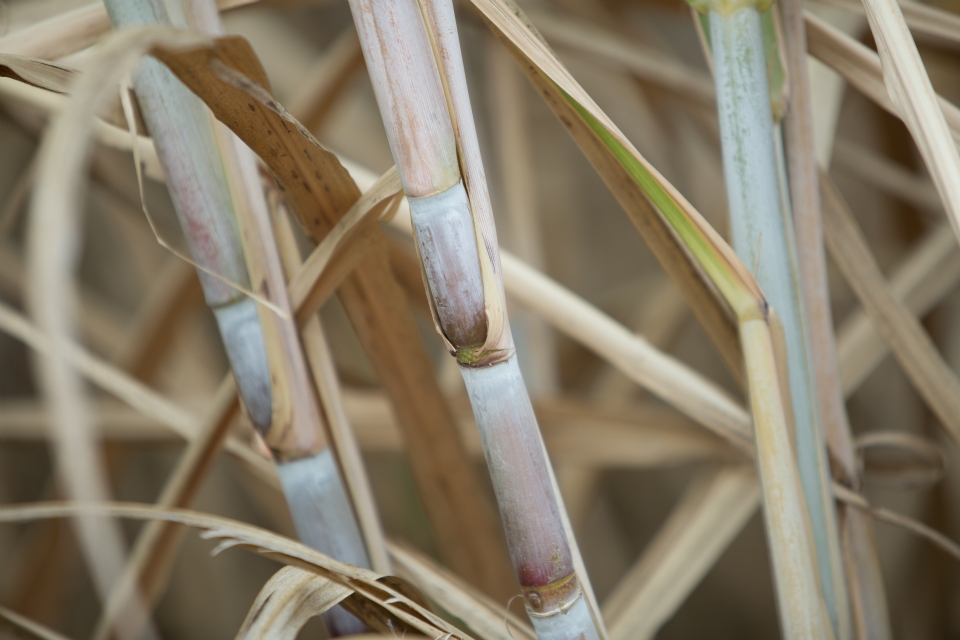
[856,430,945,490]
[832,485,960,563]
[288,166,403,322]
[236,566,352,640]
[388,541,535,640]
[0,501,473,640]
[25,25,211,640]
[0,76,164,179]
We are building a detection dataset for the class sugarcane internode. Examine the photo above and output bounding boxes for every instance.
[409,186,484,341]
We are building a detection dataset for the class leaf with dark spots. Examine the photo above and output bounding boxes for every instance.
[151,36,361,239]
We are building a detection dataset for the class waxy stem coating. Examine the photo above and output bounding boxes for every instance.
[277,449,371,635]
[459,357,591,624]
[409,182,490,358]
[103,0,278,437]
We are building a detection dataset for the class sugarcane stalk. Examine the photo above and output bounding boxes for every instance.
[347,0,600,637]
[220,104,371,639]
[102,1,371,635]
[700,2,848,634]
[104,0,271,429]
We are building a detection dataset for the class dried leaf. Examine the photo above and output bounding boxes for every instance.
[821,172,960,446]
[235,566,352,640]
[25,26,211,640]
[0,502,473,640]
[0,54,74,93]
[287,166,403,323]
[603,465,760,640]
[389,541,535,640]
[472,0,747,385]
[0,300,273,481]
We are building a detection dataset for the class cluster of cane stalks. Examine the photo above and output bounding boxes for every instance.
[3,0,960,637]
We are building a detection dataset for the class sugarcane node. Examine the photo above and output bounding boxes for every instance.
[521,571,582,616]
[264,422,324,462]
[455,345,514,367]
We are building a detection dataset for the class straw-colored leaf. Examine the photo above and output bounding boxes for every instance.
[287,167,402,323]
[0,502,473,640]
[0,605,72,640]
[473,0,746,385]
[92,376,240,640]
[24,26,211,640]
[856,0,960,247]
[821,173,960,445]
[0,54,74,93]
[388,541,535,640]
[501,244,754,450]
[0,0,256,59]
[603,464,760,640]
[0,299,274,481]
[235,566,352,640]
[526,8,715,106]
[837,221,960,396]
[0,390,739,468]
[816,0,960,49]
[0,4,111,59]
[0,75,164,178]
[805,11,960,141]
